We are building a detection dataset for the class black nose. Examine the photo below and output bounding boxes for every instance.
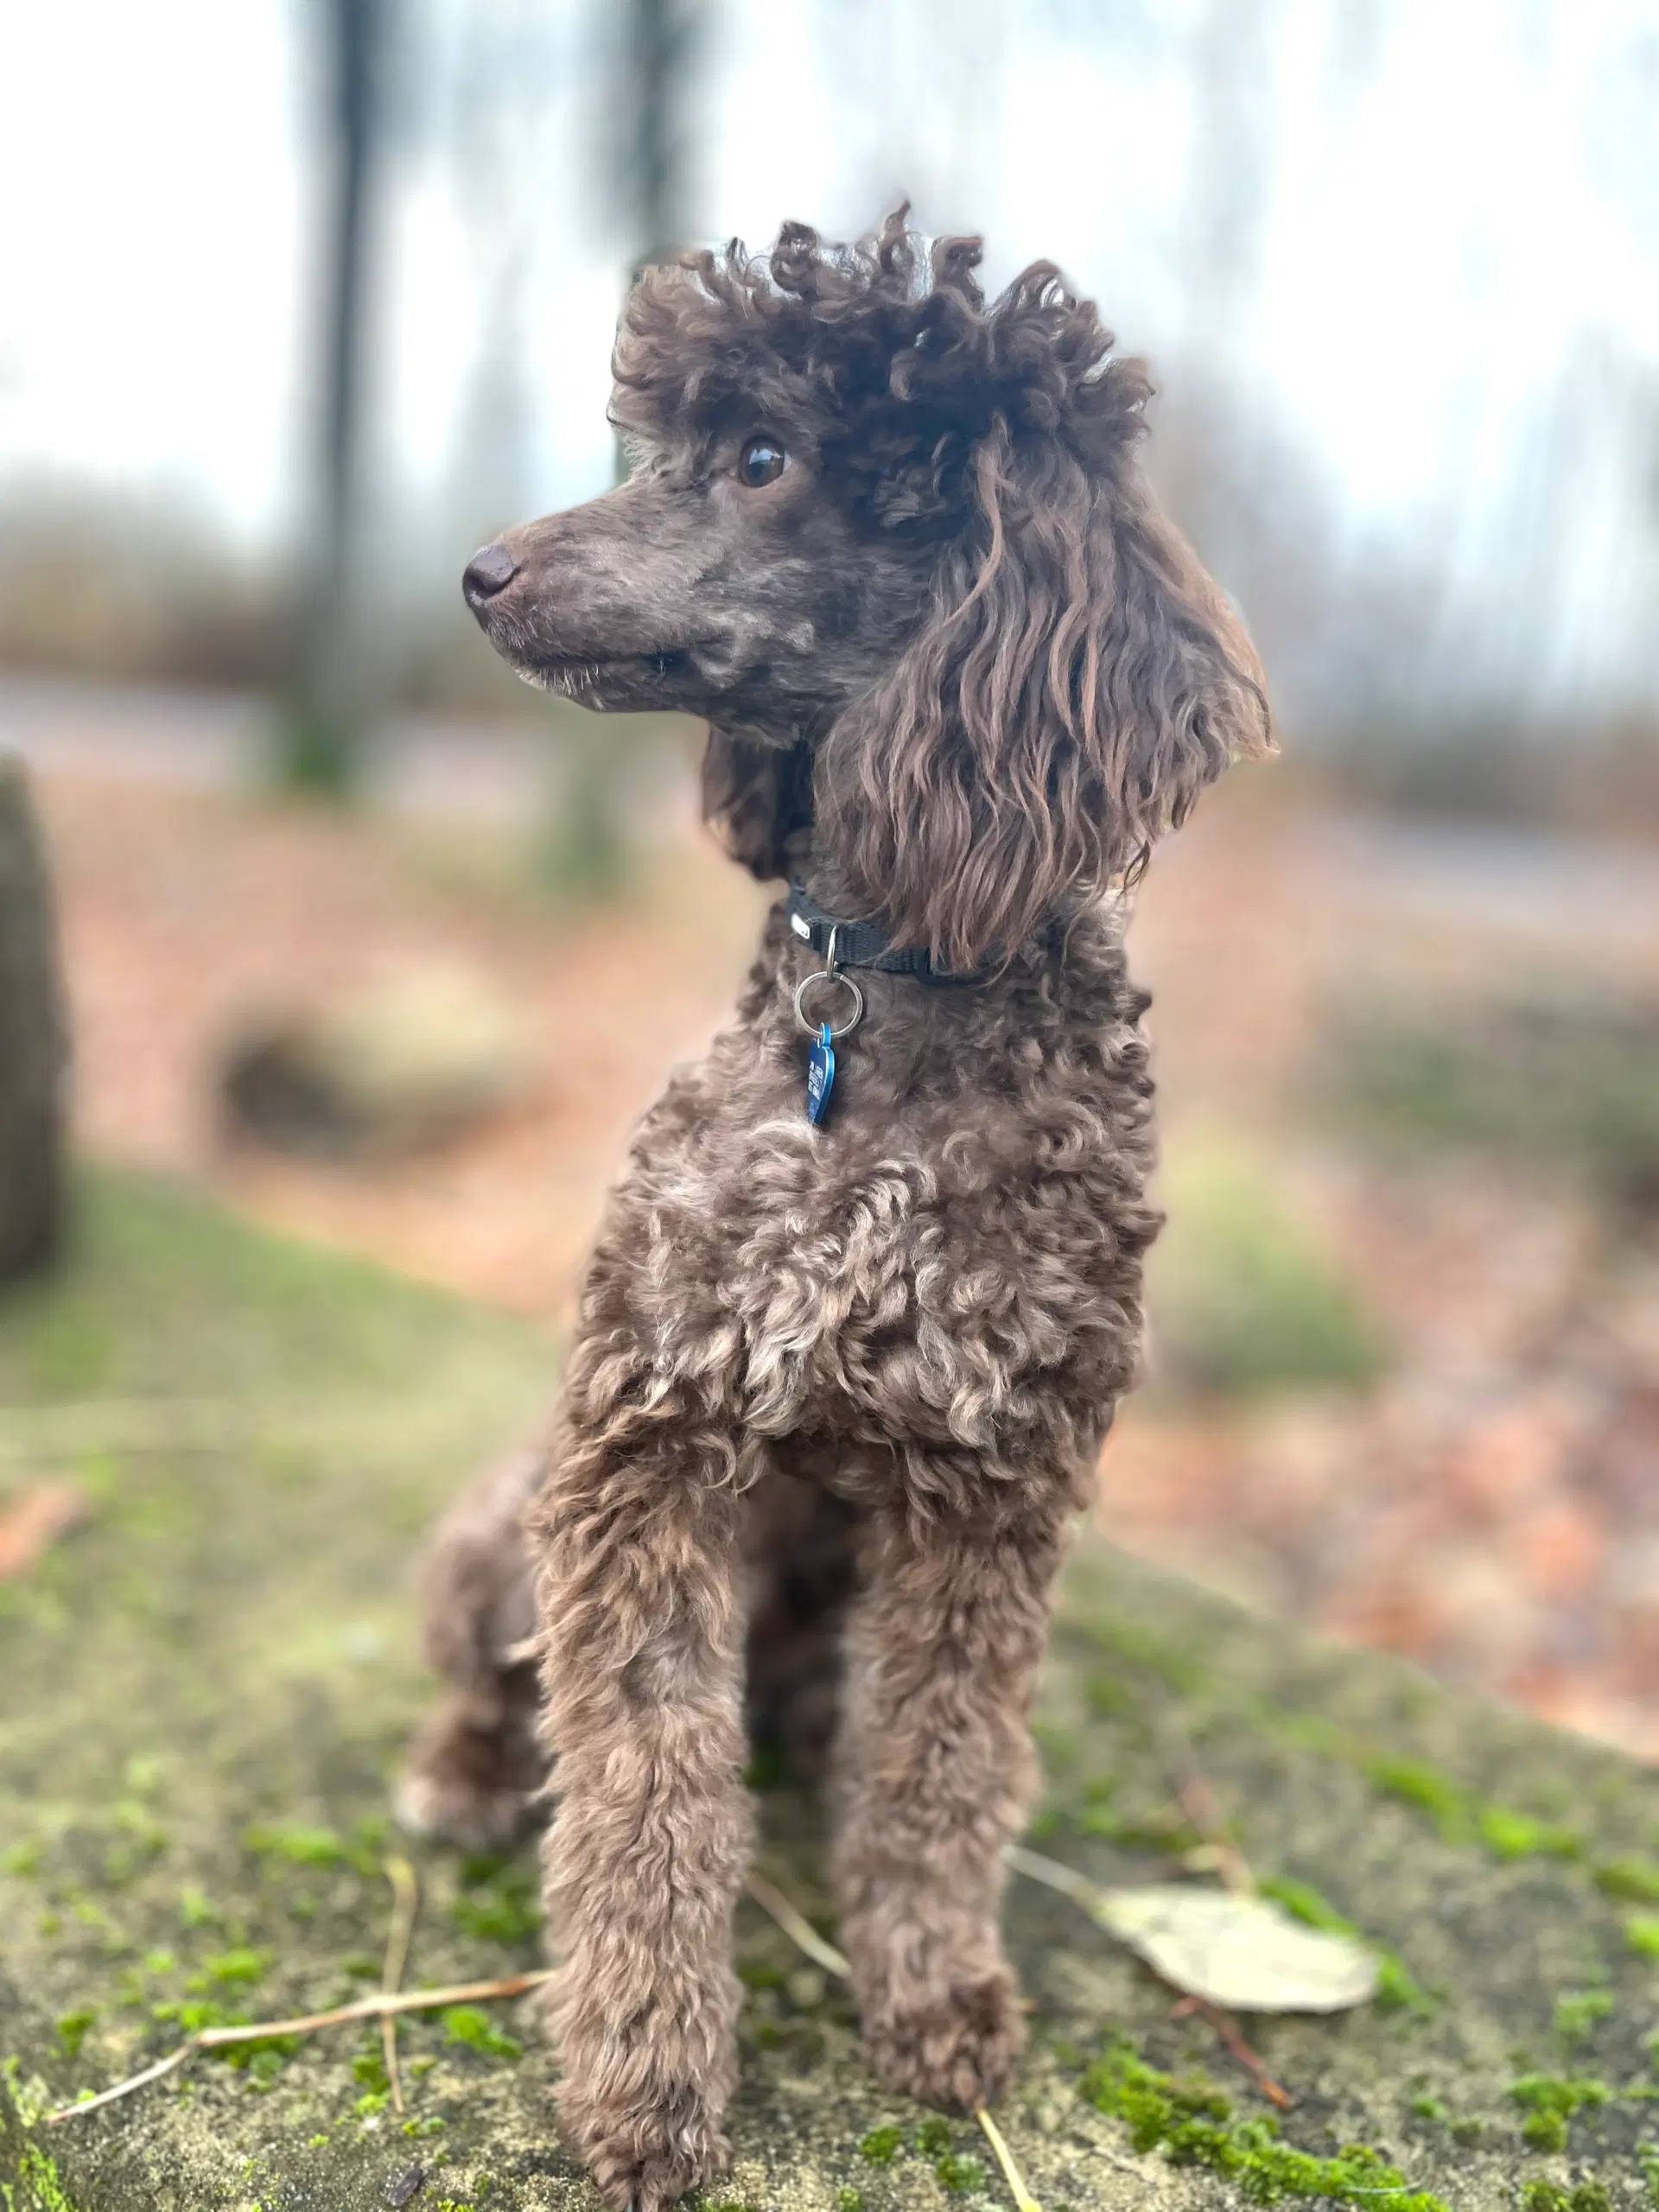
[462,543,518,603]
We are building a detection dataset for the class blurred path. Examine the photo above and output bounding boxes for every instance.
[7,673,1659,940]
[0,672,562,825]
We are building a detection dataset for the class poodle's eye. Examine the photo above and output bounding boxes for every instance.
[736,436,786,488]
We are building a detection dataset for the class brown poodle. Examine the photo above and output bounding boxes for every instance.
[397,209,1272,2211]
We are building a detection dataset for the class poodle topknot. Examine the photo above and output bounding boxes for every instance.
[414,209,1274,2212]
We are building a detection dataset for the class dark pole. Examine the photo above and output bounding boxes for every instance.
[629,0,690,277]
[544,0,697,895]
[0,757,67,1284]
[279,0,383,793]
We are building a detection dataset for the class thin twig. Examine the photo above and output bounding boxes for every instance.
[744,1872,1041,2212]
[1154,1707,1254,1898]
[44,2044,195,2121]
[189,1970,554,2044]
[380,1854,419,2115]
[1166,1993,1293,2109]
[44,1970,554,2126]
[1005,1843,1099,1906]
[742,1871,849,1979]
[976,2104,1041,2212]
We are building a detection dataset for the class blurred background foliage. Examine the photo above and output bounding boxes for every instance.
[1,0,1655,815]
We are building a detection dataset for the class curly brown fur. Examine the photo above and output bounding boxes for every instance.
[400,207,1272,2209]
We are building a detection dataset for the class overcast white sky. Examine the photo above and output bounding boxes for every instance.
[2,0,1655,709]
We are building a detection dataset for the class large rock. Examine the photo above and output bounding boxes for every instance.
[2,1171,1656,2210]
[0,754,67,1281]
[218,966,533,1160]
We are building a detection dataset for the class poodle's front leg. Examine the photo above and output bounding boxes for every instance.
[831,1475,1069,2111]
[531,1421,753,2212]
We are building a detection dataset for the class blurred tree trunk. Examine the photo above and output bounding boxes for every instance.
[0,758,67,1283]
[542,0,699,899]
[276,0,385,794]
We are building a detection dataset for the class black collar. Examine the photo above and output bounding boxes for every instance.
[785,886,983,984]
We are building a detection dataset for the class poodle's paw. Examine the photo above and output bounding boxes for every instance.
[861,1969,1027,2111]
[392,1759,531,1852]
[393,1703,536,1852]
[561,2083,729,2212]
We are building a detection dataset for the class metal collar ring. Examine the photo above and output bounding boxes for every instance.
[792,968,864,1039]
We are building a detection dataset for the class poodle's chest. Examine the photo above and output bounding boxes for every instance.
[601,1037,1159,1454]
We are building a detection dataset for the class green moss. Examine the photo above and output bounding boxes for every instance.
[1639,2141,1659,2204]
[452,1859,541,1945]
[241,1821,346,1868]
[1255,1711,1627,1885]
[913,2115,952,2157]
[1598,1856,1659,1903]
[935,2152,986,2190]
[52,2009,96,2061]
[1552,1990,1614,2044]
[1079,2039,1449,2209]
[856,2125,903,2164]
[0,1842,41,1878]
[742,1740,789,1791]
[1624,1915,1659,1959]
[1408,2095,1446,2122]
[1075,1615,1206,1694]
[1507,2073,1612,2116]
[735,1962,786,1992]
[194,1947,271,1990]
[152,1997,250,2034]
[835,2190,863,2212]
[1507,2073,1611,2152]
[1475,1806,1580,1860]
[1364,1758,1471,1843]
[351,2046,389,2094]
[3,2142,88,2212]
[440,2005,523,2062]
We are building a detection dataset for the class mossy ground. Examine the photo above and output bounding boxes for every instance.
[3,1171,1658,2209]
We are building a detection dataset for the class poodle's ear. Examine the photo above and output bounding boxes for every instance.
[700,728,810,881]
[815,422,1273,970]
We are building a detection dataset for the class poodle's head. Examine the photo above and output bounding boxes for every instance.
[466,209,1272,969]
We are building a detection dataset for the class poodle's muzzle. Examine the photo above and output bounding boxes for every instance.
[459,483,736,712]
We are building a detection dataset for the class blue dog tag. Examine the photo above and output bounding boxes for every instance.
[805,1021,835,1124]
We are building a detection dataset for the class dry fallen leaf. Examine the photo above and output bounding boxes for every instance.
[0,1480,90,1579]
[1093,1884,1379,2013]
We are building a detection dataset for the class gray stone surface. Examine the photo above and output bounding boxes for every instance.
[3,1172,1656,2210]
[0,753,67,1281]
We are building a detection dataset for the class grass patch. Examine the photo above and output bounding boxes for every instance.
[1325,987,1659,1204]
[1147,1132,1384,1397]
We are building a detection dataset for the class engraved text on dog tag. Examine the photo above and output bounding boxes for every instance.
[805,1022,835,1124]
